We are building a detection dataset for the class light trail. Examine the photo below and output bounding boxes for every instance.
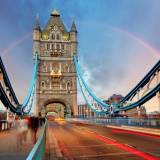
[111,129,160,140]
[88,130,159,160]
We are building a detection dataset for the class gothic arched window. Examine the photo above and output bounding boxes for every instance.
[56,33,60,40]
[65,64,69,72]
[41,81,45,88]
[62,44,65,51]
[56,43,60,51]
[51,33,55,40]
[52,43,54,50]
[47,43,50,50]
[67,81,71,93]
[67,82,70,89]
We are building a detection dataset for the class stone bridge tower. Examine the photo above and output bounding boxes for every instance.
[33,10,78,117]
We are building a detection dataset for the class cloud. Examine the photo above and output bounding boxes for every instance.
[78,22,158,100]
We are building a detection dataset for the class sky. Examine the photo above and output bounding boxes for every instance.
[0,0,159,113]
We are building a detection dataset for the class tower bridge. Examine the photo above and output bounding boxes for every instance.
[33,10,78,117]
[0,10,159,160]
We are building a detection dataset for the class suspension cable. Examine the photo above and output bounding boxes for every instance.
[73,55,109,109]
[20,51,38,113]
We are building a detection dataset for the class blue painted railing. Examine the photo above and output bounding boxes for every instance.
[26,121,47,160]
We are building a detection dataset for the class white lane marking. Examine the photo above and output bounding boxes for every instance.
[72,125,118,144]
[78,152,133,158]
[80,127,117,142]
[125,143,136,148]
[107,125,160,136]
[66,144,116,148]
[97,134,117,142]
[121,125,160,132]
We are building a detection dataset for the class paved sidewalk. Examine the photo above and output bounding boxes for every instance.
[0,127,35,160]
[107,125,160,136]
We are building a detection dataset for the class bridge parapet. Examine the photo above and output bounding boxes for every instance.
[73,117,160,128]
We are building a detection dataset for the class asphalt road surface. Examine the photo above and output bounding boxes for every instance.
[48,120,160,160]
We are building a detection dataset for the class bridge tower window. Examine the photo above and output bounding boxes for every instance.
[62,44,65,52]
[66,81,71,93]
[52,43,54,50]
[56,43,60,51]
[51,33,55,40]
[65,64,69,72]
[56,33,60,40]
[41,81,45,88]
[46,43,50,50]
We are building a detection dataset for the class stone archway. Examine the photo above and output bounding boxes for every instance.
[43,99,72,118]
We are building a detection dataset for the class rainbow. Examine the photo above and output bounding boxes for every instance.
[0,33,31,58]
[109,25,160,59]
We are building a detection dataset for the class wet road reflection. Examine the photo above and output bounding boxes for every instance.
[47,121,160,160]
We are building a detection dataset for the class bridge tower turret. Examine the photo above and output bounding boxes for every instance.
[70,21,77,56]
[33,10,78,117]
[33,14,41,55]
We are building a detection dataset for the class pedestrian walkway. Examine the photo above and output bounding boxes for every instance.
[71,118,160,137]
[0,124,37,159]
[107,125,160,136]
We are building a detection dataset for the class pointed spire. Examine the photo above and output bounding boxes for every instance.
[71,20,77,32]
[51,9,60,16]
[34,13,41,30]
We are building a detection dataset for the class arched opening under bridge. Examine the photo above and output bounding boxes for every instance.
[44,99,72,119]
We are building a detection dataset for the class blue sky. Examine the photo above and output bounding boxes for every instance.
[0,0,159,112]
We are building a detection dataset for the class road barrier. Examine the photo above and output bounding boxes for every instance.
[26,120,47,160]
[73,117,160,128]
[94,118,160,128]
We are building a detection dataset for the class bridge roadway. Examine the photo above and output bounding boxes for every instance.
[47,120,160,160]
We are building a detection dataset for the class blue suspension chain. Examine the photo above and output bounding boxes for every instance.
[20,51,38,114]
[77,71,108,114]
[73,55,110,109]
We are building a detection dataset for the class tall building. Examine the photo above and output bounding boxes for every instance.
[33,10,78,117]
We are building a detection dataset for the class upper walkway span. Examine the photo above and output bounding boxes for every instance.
[121,60,160,103]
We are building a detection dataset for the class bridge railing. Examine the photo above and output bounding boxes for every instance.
[73,117,160,128]
[26,120,47,160]
[0,120,10,131]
